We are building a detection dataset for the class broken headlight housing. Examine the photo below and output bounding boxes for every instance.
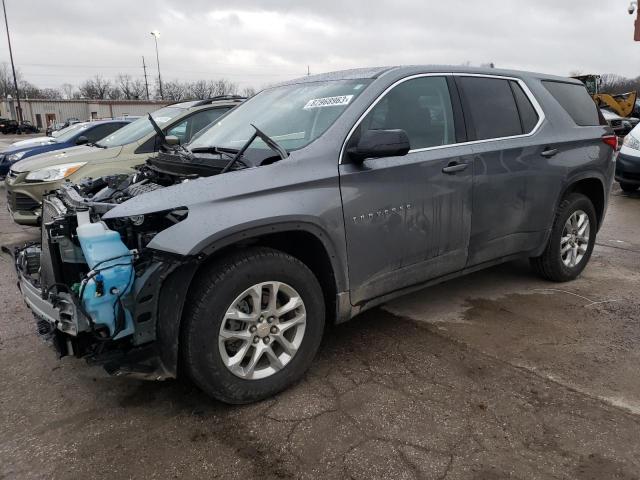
[108,207,189,251]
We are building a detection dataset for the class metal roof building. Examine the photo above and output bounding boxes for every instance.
[0,98,168,130]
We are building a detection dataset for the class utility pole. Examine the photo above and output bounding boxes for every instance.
[307,65,310,76]
[2,0,21,122]
[150,30,163,99]
[142,56,150,100]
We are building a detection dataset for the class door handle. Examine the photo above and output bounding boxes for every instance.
[442,162,469,174]
[541,148,559,158]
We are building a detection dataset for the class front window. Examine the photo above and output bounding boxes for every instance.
[97,106,185,148]
[353,76,456,151]
[189,80,372,153]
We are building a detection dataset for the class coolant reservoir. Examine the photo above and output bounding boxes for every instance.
[76,210,134,338]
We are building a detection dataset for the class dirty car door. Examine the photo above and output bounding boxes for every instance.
[339,75,473,305]
[455,75,546,266]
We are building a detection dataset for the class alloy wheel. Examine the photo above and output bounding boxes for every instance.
[218,281,306,380]
[560,210,590,268]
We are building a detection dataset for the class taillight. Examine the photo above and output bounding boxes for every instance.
[602,135,618,151]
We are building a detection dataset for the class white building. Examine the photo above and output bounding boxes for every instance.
[0,98,169,129]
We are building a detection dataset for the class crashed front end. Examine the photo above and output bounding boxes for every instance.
[13,166,198,380]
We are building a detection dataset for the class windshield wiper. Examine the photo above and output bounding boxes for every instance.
[190,146,238,160]
[147,113,195,160]
[220,124,288,174]
[87,142,107,149]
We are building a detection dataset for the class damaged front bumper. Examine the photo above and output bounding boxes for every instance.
[12,192,196,381]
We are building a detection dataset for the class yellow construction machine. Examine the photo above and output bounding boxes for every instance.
[572,74,638,118]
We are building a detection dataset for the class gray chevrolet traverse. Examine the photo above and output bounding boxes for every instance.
[13,66,616,403]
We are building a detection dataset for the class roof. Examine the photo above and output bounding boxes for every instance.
[273,65,580,88]
[167,96,247,109]
[274,67,394,87]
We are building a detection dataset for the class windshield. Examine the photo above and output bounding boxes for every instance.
[96,106,185,147]
[54,123,91,143]
[51,123,84,140]
[189,79,372,152]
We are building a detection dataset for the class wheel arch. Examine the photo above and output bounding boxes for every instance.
[155,221,349,378]
[561,175,607,229]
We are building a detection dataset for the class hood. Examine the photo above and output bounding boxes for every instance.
[9,136,55,149]
[102,152,302,220]
[2,141,70,160]
[12,145,123,173]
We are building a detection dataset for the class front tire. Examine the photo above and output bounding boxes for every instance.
[620,182,638,193]
[530,193,597,282]
[182,247,325,404]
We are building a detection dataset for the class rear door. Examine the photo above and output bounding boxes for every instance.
[455,75,546,266]
[340,75,474,305]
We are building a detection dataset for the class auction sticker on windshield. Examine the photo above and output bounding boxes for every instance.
[303,95,354,110]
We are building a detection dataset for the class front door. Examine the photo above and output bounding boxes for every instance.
[339,75,473,305]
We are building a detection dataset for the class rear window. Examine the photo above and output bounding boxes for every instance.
[542,81,600,126]
[510,81,539,133]
[457,77,522,140]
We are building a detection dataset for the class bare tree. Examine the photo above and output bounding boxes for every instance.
[163,80,188,101]
[116,74,147,100]
[61,83,76,99]
[241,86,257,97]
[187,80,211,99]
[210,79,237,96]
[38,88,62,100]
[79,75,113,99]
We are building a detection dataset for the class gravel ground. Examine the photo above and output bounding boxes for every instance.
[1,134,639,479]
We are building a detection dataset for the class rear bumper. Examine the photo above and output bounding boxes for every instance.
[615,151,640,185]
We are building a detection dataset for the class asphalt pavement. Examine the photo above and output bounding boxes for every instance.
[1,134,639,479]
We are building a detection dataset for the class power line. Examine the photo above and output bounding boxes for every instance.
[17,61,303,70]
[18,69,299,78]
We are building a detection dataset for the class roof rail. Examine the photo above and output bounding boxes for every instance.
[193,95,247,106]
[164,95,247,107]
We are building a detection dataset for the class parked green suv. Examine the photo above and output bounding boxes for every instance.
[6,96,244,225]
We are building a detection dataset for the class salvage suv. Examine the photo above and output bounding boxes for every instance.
[13,66,615,404]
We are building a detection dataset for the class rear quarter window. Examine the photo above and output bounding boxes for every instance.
[510,81,539,133]
[542,81,601,126]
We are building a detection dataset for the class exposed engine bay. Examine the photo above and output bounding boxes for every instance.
[12,124,290,379]
[12,152,248,377]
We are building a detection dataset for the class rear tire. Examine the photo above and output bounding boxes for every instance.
[182,247,325,404]
[530,193,597,282]
[620,182,638,193]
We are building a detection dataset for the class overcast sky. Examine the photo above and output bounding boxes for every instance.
[3,0,639,91]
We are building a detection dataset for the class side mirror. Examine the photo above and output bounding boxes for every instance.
[165,135,180,146]
[75,135,88,145]
[347,129,411,163]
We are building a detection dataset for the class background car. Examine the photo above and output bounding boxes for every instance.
[601,108,639,136]
[0,120,41,134]
[46,118,80,136]
[0,119,19,134]
[0,119,131,179]
[618,123,640,192]
[5,96,244,224]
